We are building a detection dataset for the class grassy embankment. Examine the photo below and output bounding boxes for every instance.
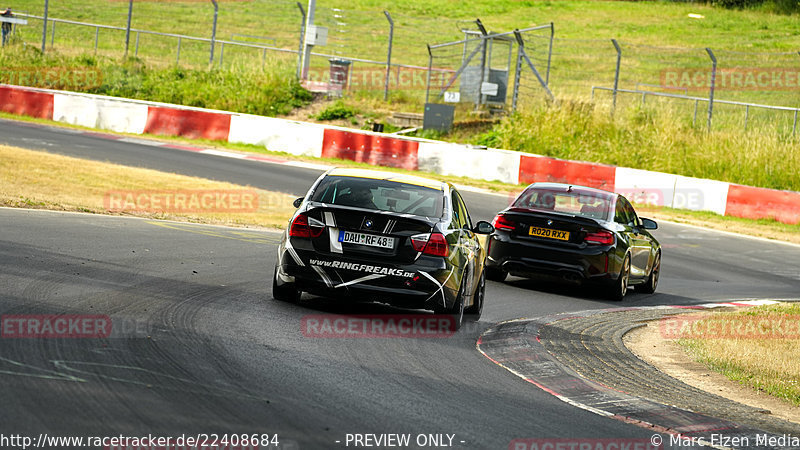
[678,302,800,406]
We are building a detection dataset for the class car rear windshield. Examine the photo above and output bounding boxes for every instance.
[513,188,612,220]
[310,176,444,217]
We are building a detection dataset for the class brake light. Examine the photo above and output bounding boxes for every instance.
[289,213,324,238]
[491,214,515,231]
[584,230,614,245]
[410,232,449,257]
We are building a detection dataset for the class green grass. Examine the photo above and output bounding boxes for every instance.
[473,100,800,191]
[679,302,800,406]
[0,45,311,117]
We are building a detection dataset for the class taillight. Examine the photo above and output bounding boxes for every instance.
[410,232,449,257]
[585,230,614,245]
[491,214,515,231]
[289,213,324,238]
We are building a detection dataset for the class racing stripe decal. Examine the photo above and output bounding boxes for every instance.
[329,228,343,254]
[312,266,334,288]
[284,240,304,266]
[419,270,451,307]
[323,211,337,227]
[334,274,384,288]
[324,211,343,254]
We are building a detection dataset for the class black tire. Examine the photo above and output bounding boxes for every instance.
[485,265,507,282]
[272,266,300,302]
[606,254,630,301]
[464,270,485,321]
[638,251,660,294]
[448,281,466,331]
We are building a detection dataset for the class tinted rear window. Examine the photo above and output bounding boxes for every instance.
[310,176,444,217]
[513,188,612,220]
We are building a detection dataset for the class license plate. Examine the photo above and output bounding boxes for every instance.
[339,230,395,249]
[529,226,570,241]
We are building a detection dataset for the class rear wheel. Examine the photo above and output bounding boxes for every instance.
[606,254,630,301]
[638,251,660,294]
[272,266,300,302]
[485,266,507,282]
[465,270,485,321]
[448,281,466,331]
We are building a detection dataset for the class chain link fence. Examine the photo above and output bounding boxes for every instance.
[5,0,800,133]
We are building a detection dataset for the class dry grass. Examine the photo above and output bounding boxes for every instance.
[0,145,297,229]
[678,302,800,406]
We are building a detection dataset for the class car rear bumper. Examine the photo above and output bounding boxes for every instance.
[277,252,458,311]
[486,233,616,283]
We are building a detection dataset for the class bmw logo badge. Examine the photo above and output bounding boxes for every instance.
[365,219,373,228]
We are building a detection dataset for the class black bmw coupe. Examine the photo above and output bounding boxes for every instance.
[485,182,661,300]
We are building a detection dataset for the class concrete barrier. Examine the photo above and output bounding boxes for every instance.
[519,154,616,190]
[228,114,325,158]
[143,106,231,141]
[321,128,419,171]
[0,86,54,119]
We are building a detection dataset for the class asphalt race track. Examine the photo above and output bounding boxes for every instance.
[1,118,800,449]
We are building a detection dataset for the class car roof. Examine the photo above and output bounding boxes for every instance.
[326,168,446,191]
[525,182,618,201]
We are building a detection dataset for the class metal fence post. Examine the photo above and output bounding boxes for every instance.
[50,20,55,46]
[135,31,140,57]
[793,110,798,136]
[296,2,306,79]
[383,10,394,101]
[209,0,218,64]
[611,39,621,114]
[124,0,133,57]
[41,0,49,53]
[546,22,554,86]
[512,30,524,112]
[476,19,488,109]
[301,0,316,80]
[220,42,224,66]
[176,36,181,65]
[94,26,99,53]
[706,47,717,132]
[425,44,433,103]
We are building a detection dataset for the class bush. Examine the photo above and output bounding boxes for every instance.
[315,101,360,121]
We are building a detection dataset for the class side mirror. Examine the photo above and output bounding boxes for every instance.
[293,197,304,208]
[640,218,658,230]
[472,220,495,234]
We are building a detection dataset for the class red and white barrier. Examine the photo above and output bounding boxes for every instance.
[228,114,325,157]
[1,83,798,225]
